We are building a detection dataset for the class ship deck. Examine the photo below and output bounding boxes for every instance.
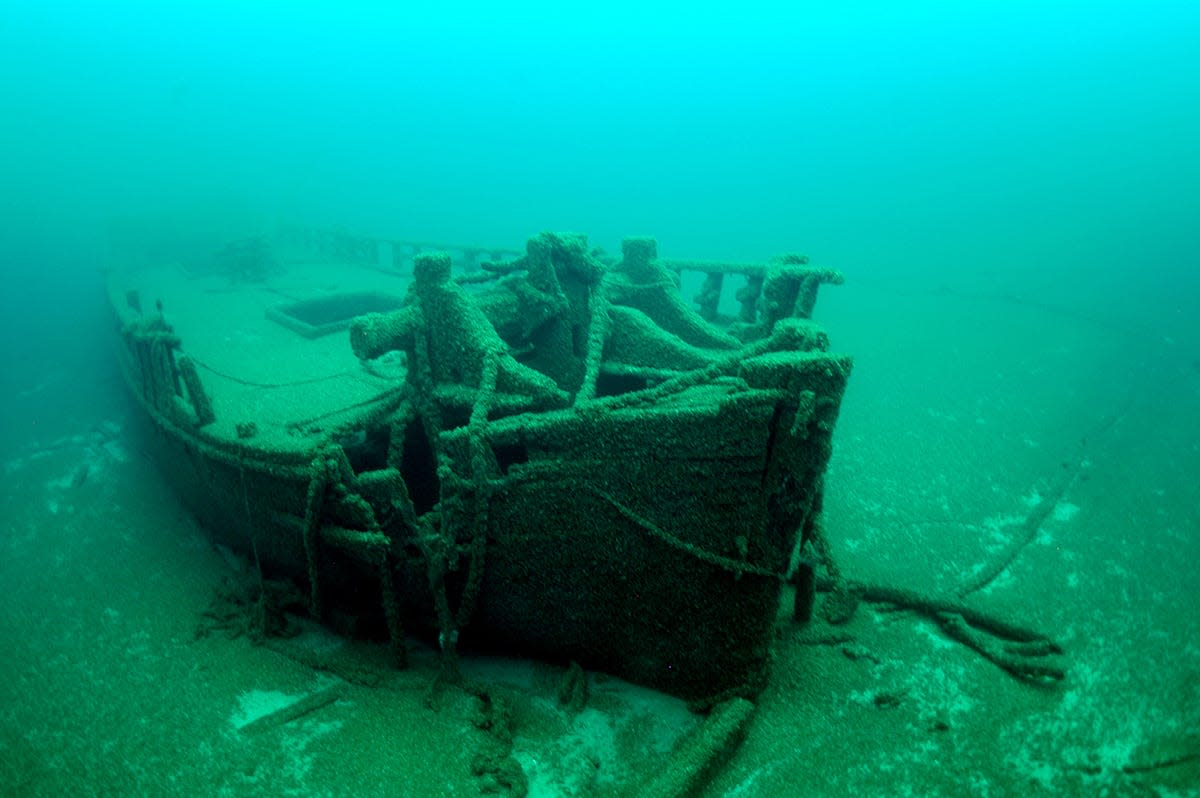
[108,258,408,451]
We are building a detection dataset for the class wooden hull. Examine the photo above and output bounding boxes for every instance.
[108,228,851,699]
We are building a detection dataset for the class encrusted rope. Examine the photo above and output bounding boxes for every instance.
[585,485,782,580]
[575,276,614,404]
[454,350,500,629]
[402,305,473,682]
[301,455,331,619]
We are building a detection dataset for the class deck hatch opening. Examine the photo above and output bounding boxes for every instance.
[267,291,404,338]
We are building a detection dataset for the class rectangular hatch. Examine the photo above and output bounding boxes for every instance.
[266,291,403,338]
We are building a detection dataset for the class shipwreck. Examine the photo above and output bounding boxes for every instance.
[107,225,852,701]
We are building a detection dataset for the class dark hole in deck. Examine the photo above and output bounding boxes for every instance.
[340,425,391,475]
[491,442,529,475]
[267,291,403,338]
[400,416,440,515]
[594,372,650,398]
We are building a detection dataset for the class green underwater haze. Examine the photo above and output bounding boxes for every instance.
[2,1,1200,796]
[5,2,1199,270]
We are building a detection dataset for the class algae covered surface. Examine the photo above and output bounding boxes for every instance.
[3,2,1200,796]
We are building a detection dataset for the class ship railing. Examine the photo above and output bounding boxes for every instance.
[116,291,217,430]
[275,222,845,335]
[661,257,844,327]
[273,222,522,275]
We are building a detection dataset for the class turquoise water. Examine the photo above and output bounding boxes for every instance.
[2,3,1199,796]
